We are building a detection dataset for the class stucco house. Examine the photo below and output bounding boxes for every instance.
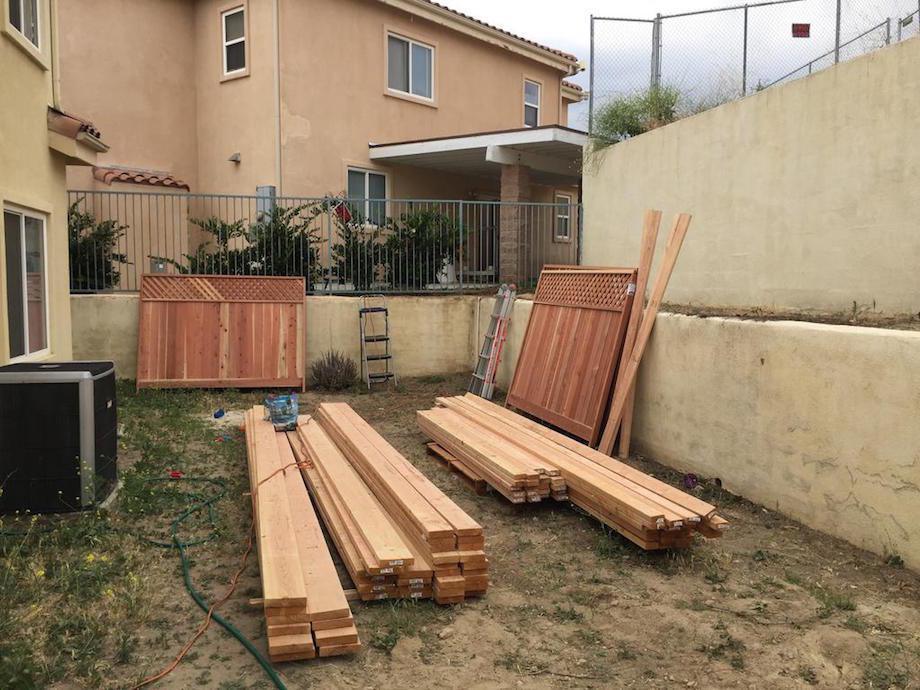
[1,0,108,366]
[58,0,586,285]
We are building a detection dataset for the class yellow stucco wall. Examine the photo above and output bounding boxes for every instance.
[71,293,478,380]
[583,37,920,316]
[72,292,920,568]
[0,0,74,365]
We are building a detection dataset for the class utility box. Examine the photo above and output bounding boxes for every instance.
[0,361,117,513]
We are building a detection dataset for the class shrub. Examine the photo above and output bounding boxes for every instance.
[68,199,130,291]
[310,351,358,390]
[591,85,681,147]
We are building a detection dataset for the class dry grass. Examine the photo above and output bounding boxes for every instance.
[2,374,918,689]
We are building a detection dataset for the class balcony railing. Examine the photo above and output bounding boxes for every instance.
[67,191,581,294]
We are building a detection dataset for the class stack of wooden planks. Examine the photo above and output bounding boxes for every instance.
[418,407,567,503]
[244,406,360,662]
[418,394,728,550]
[312,403,488,603]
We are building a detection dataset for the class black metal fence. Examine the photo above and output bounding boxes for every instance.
[67,191,581,294]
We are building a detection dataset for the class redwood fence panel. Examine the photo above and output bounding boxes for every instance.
[136,274,305,389]
[505,266,637,445]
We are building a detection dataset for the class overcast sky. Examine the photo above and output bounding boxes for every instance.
[446,0,920,129]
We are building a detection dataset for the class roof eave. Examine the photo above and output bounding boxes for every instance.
[379,0,579,75]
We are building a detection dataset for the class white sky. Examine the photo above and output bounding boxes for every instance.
[444,0,920,129]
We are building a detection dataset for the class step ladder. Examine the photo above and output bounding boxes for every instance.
[359,294,396,389]
[469,283,516,400]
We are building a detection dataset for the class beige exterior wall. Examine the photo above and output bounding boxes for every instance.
[583,37,920,316]
[72,293,478,379]
[1,0,76,364]
[59,0,578,200]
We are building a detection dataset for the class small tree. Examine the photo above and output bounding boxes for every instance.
[68,199,129,292]
[384,209,459,288]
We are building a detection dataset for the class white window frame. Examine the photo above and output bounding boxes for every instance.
[386,32,435,101]
[221,6,246,76]
[554,192,572,242]
[524,79,541,128]
[8,0,40,49]
[346,167,389,224]
[3,206,50,362]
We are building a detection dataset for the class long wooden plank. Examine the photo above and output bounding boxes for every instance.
[616,210,662,458]
[245,409,308,609]
[598,214,692,454]
[462,393,717,520]
[274,433,352,622]
[326,403,484,537]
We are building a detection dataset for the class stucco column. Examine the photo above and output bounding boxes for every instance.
[499,164,530,284]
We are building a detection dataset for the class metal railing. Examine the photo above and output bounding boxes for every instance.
[67,191,581,294]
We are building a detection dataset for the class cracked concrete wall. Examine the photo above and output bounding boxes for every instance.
[630,313,920,570]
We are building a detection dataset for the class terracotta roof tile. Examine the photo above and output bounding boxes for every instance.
[93,166,190,191]
[562,79,584,92]
[418,0,578,64]
[47,107,103,140]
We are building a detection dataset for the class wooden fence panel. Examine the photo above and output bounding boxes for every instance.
[137,275,305,389]
[506,267,636,445]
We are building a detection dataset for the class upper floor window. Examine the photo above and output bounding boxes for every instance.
[387,33,433,100]
[8,0,39,47]
[222,6,246,75]
[524,79,541,127]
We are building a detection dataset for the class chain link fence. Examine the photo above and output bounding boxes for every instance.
[589,0,920,131]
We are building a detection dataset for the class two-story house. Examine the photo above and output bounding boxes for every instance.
[59,0,586,286]
[1,0,108,365]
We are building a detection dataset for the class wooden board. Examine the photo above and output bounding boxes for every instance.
[505,267,636,445]
[137,274,305,389]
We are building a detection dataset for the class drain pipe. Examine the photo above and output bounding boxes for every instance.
[273,0,283,194]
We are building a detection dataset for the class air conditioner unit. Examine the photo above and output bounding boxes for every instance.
[0,361,117,513]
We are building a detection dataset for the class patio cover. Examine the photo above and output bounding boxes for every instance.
[368,125,587,186]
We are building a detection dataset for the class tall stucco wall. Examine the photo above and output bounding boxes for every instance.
[583,37,920,316]
[71,294,477,380]
[628,314,920,569]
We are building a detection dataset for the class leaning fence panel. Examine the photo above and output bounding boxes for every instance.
[67,192,581,294]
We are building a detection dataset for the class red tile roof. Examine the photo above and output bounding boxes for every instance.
[562,79,584,92]
[417,0,578,64]
[93,166,190,191]
[47,107,103,141]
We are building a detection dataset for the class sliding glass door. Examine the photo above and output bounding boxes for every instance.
[4,208,48,359]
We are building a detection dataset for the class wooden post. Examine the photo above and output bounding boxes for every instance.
[598,213,691,455]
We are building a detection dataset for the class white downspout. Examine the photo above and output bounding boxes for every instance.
[273,0,282,194]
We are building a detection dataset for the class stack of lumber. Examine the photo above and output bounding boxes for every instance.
[418,394,728,550]
[244,407,360,661]
[418,407,567,503]
[314,403,488,603]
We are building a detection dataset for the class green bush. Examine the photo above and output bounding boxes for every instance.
[68,199,129,291]
[310,350,358,390]
[591,86,681,147]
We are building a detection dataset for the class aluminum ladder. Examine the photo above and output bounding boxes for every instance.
[469,283,516,399]
[359,294,396,389]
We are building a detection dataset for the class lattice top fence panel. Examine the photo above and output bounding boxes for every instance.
[140,275,305,303]
[533,268,635,312]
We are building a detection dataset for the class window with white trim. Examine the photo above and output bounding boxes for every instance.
[222,6,246,75]
[387,33,433,99]
[524,80,541,128]
[554,193,572,241]
[8,0,39,47]
[347,168,388,226]
[4,208,48,359]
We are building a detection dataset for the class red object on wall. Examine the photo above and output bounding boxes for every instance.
[792,23,811,38]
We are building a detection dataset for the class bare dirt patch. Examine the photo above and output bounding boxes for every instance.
[4,375,917,690]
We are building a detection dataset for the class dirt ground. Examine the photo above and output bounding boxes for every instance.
[4,374,917,690]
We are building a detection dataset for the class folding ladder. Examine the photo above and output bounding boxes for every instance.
[359,295,396,389]
[469,283,516,399]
